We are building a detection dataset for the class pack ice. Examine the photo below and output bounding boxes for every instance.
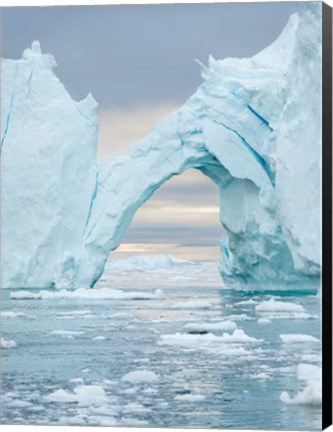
[1,3,321,290]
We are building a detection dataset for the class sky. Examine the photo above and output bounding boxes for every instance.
[2,2,298,261]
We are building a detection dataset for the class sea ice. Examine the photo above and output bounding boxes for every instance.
[183,320,237,333]
[10,287,165,301]
[57,310,93,316]
[225,314,253,321]
[69,378,85,385]
[44,389,77,403]
[250,372,270,380]
[159,328,261,347]
[174,394,206,402]
[280,381,322,406]
[257,312,313,321]
[93,336,106,341]
[257,318,272,324]
[279,334,320,343]
[122,387,138,395]
[235,299,258,306]
[121,370,159,384]
[1,311,30,319]
[1,337,17,348]
[143,387,158,394]
[5,399,32,408]
[74,385,108,406]
[44,385,108,406]
[296,363,321,381]
[255,299,305,312]
[301,353,322,363]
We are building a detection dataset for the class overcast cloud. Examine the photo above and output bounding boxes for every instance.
[2,3,297,107]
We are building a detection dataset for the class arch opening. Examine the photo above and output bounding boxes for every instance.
[110,168,223,265]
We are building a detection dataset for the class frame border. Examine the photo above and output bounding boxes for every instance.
[322,1,332,430]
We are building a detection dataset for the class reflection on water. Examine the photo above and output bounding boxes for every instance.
[1,258,321,429]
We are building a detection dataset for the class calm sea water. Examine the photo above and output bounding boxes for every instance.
[1,258,321,429]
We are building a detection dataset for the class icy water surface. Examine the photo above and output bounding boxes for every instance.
[1,257,321,429]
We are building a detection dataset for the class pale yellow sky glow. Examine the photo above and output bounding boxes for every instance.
[98,104,180,158]
[98,105,222,261]
[128,201,219,226]
[111,243,221,262]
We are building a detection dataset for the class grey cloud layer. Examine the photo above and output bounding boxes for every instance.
[3,3,297,108]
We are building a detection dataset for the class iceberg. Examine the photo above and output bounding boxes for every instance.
[1,4,321,290]
[1,41,98,289]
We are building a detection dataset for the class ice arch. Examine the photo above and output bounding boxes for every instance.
[1,3,321,290]
[78,106,297,289]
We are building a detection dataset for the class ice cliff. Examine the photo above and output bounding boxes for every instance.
[1,3,322,290]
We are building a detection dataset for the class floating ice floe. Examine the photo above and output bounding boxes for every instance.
[74,385,109,406]
[44,385,108,406]
[10,287,166,301]
[257,318,272,324]
[4,399,32,408]
[296,363,321,381]
[44,389,77,403]
[183,320,237,333]
[301,353,322,363]
[143,387,158,394]
[250,372,270,380]
[219,329,263,343]
[280,380,322,406]
[224,313,253,321]
[174,394,206,402]
[280,362,322,406]
[57,310,92,316]
[255,299,315,320]
[159,328,262,349]
[1,337,17,348]
[1,311,31,319]
[279,334,320,343]
[235,299,258,306]
[69,378,85,385]
[121,370,159,384]
[255,299,304,312]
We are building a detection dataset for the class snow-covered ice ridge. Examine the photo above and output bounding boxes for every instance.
[1,3,321,290]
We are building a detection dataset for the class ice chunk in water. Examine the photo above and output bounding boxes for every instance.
[121,370,159,384]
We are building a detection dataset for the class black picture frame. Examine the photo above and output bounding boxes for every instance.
[322,2,333,430]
